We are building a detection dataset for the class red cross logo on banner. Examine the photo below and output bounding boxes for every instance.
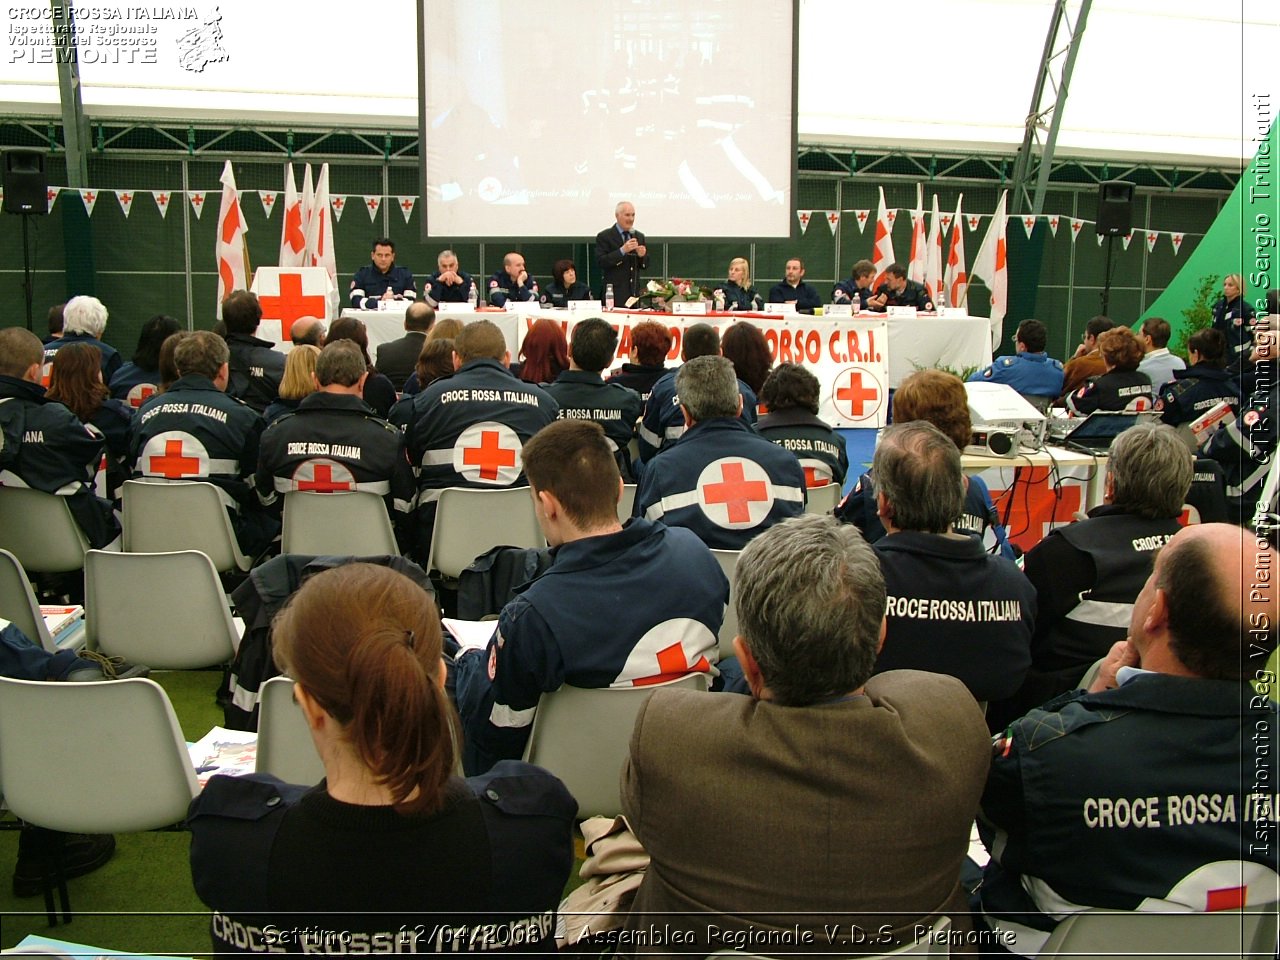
[127,383,157,409]
[259,272,327,324]
[798,212,810,228]
[82,191,95,205]
[332,197,345,211]
[400,198,413,213]
[293,459,355,492]
[156,193,169,205]
[698,458,775,529]
[146,436,204,479]
[454,422,522,485]
[833,367,884,422]
[120,193,132,205]
[46,188,58,204]
[366,197,379,212]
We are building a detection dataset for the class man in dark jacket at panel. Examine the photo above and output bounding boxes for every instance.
[871,420,1034,706]
[544,318,642,481]
[868,263,934,313]
[375,301,435,392]
[222,290,285,415]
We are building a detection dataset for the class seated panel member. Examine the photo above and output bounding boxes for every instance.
[487,252,539,307]
[539,259,591,309]
[832,259,876,310]
[349,237,416,310]
[544,318,643,481]
[767,257,822,315]
[968,318,1064,407]
[255,341,416,545]
[712,257,763,312]
[868,263,934,312]
[422,249,475,308]
[453,420,726,775]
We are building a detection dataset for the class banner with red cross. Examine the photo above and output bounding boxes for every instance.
[452,422,523,485]
[251,267,336,346]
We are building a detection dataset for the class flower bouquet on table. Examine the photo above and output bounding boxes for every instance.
[636,277,711,311]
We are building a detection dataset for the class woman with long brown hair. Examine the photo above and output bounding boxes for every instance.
[47,342,133,491]
[325,315,397,417]
[512,317,568,384]
[188,563,575,954]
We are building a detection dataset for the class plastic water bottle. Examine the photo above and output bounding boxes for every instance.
[605,283,615,311]
[714,289,726,312]
[467,282,477,309]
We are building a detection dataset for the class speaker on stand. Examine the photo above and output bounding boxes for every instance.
[3,150,50,333]
[1094,180,1134,317]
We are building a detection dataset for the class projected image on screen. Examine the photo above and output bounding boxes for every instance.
[419,0,796,239]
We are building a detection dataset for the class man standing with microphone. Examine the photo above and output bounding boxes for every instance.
[595,201,648,307]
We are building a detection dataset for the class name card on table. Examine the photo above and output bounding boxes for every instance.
[673,301,709,315]
[568,300,602,313]
[936,307,968,318]
[437,302,472,313]
[765,302,798,315]
[887,306,918,319]
[824,303,853,317]
[506,299,543,314]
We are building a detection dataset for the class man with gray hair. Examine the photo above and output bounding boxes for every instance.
[622,515,992,951]
[255,340,415,538]
[595,200,648,303]
[43,294,121,382]
[871,420,1035,706]
[992,421,1193,726]
[634,354,804,550]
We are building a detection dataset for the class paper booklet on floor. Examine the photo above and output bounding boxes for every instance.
[442,618,499,652]
[187,726,258,788]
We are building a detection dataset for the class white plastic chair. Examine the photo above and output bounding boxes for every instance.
[618,483,637,522]
[0,547,84,654]
[804,482,842,516]
[255,676,325,786]
[522,673,709,819]
[710,548,741,661]
[84,550,238,669]
[282,491,399,557]
[0,487,91,574]
[427,486,544,580]
[122,479,251,573]
[1037,907,1279,960]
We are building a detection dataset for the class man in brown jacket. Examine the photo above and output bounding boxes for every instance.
[620,514,992,956]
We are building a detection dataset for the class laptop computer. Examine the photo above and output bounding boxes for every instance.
[1059,410,1160,452]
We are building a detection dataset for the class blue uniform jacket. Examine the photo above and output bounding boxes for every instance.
[634,417,806,550]
[1156,365,1240,427]
[43,332,123,384]
[832,279,872,309]
[423,269,475,306]
[712,280,762,312]
[454,518,726,774]
[968,351,1065,399]
[349,263,417,310]
[487,271,539,307]
[636,367,758,462]
[767,281,822,315]
[108,362,162,410]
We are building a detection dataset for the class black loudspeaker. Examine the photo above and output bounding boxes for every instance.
[3,150,49,215]
[1095,180,1134,237]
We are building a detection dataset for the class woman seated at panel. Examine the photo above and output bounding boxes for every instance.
[755,363,848,490]
[837,368,1015,558]
[540,259,591,309]
[1065,327,1153,417]
[1156,327,1240,430]
[188,563,576,955]
[713,257,763,312]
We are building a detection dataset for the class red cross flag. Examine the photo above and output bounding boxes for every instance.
[300,164,315,241]
[697,457,776,530]
[397,195,417,223]
[830,365,886,426]
[907,184,927,285]
[331,195,347,223]
[1170,233,1184,255]
[970,190,1009,348]
[364,195,382,221]
[152,191,171,219]
[853,209,870,233]
[453,422,522,485]
[826,211,840,233]
[46,187,60,212]
[141,433,210,480]
[291,459,356,493]
[115,190,134,218]
[1069,218,1083,242]
[252,268,333,326]
[215,160,250,320]
[189,191,206,219]
[925,193,944,305]
[797,210,812,234]
[78,189,98,217]
[944,194,968,309]
[872,187,896,287]
[305,163,337,286]
[279,164,306,268]
[126,382,158,409]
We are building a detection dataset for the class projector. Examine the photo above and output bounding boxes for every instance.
[963,381,1047,457]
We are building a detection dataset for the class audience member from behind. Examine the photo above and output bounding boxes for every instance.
[326,315,397,418]
[156,330,188,393]
[263,344,320,425]
[1060,315,1115,396]
[719,321,772,395]
[454,420,725,774]
[109,314,182,410]
[397,318,467,399]
[44,302,65,344]
[968,318,1064,408]
[289,315,326,349]
[635,355,805,550]
[756,363,848,490]
[512,316,568,384]
[977,524,1279,955]
[1137,316,1185,390]
[544,318,643,480]
[375,301,435,391]
[622,515,992,952]
[870,421,1034,705]
[44,295,122,382]
[606,319,672,400]
[47,343,133,491]
[188,563,575,954]
[841,370,1013,557]
[1065,327,1153,416]
[540,259,591,308]
[1156,327,1240,429]
[0,327,117,548]
[992,422,1192,728]
[221,289,285,414]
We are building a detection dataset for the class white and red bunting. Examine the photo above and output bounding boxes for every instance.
[396,195,416,223]
[78,188,99,216]
[1121,231,1134,251]
[853,209,870,233]
[884,208,897,227]
[1047,215,1060,237]
[1069,218,1083,242]
[940,213,953,233]
[826,211,840,233]
[115,190,135,218]
[46,187,60,212]
[797,210,812,234]
[152,191,171,218]
[330,195,347,223]
[1170,233,1185,255]
[1145,231,1159,253]
[259,190,277,219]
[363,195,382,221]
[967,214,981,231]
[1020,215,1036,239]
[189,191,207,219]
